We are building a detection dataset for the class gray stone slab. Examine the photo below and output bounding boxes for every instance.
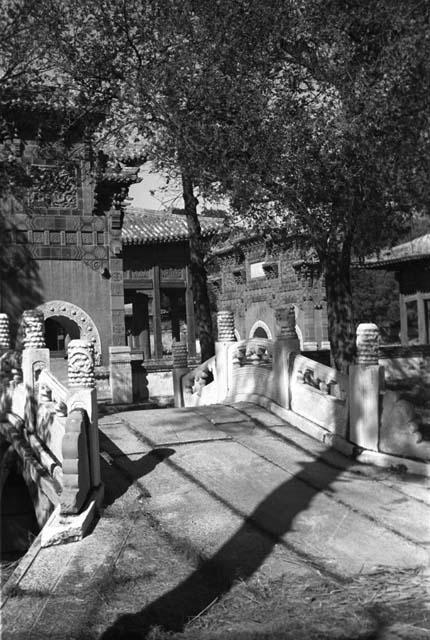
[121,408,228,445]
[270,424,430,505]
[141,440,428,577]
[99,419,149,456]
[194,404,249,424]
[233,433,430,547]
[232,403,288,427]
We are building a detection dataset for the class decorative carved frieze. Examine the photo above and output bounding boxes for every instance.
[125,268,153,280]
[160,267,184,280]
[28,164,78,209]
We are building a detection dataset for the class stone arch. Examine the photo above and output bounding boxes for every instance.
[37,301,102,365]
[234,329,241,341]
[249,320,272,340]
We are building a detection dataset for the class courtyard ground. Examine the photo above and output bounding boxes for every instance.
[2,403,429,639]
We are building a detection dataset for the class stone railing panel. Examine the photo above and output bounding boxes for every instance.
[290,354,348,436]
[61,408,92,514]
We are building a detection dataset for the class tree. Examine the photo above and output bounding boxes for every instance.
[208,0,430,370]
[30,0,289,362]
[28,0,430,370]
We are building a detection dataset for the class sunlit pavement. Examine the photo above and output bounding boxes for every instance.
[2,403,429,638]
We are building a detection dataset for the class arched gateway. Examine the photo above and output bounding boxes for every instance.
[37,301,102,365]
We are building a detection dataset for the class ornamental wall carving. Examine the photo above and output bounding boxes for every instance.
[37,301,102,365]
[28,164,78,209]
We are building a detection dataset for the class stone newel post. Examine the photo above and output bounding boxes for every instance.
[0,313,11,353]
[273,306,300,408]
[21,309,50,391]
[67,339,101,489]
[216,310,236,402]
[172,340,189,407]
[349,323,382,451]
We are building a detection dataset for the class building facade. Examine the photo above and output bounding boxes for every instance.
[207,235,330,353]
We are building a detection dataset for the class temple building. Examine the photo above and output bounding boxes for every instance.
[122,207,221,363]
[366,234,430,346]
[206,234,329,354]
[1,117,330,401]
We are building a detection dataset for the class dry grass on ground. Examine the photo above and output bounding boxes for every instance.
[143,567,429,640]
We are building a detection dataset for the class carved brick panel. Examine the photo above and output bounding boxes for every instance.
[28,164,78,209]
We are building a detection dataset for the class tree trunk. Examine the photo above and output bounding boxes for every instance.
[323,242,356,372]
[181,172,215,363]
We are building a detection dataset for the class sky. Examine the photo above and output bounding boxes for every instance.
[127,164,228,212]
[127,166,182,211]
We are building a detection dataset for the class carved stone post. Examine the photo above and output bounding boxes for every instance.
[273,306,300,409]
[216,310,236,402]
[68,339,96,389]
[67,339,101,489]
[0,313,11,353]
[217,310,236,342]
[172,340,189,408]
[349,323,382,451]
[21,309,50,392]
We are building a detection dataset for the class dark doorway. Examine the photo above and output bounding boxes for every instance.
[44,316,80,356]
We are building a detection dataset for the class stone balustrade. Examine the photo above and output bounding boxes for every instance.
[0,310,102,548]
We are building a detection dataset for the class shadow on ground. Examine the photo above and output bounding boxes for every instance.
[99,443,352,639]
[99,430,175,508]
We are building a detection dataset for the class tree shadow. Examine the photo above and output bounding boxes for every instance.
[0,209,43,341]
[99,444,351,639]
[98,429,175,509]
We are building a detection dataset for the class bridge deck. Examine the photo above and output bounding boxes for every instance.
[2,402,429,638]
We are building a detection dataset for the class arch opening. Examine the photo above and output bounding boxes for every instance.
[249,320,272,340]
[45,316,80,355]
[37,300,102,365]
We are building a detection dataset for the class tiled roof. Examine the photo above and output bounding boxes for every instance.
[366,234,430,268]
[122,208,224,245]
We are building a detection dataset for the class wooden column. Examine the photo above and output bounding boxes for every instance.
[185,266,196,358]
[152,266,163,359]
[417,293,427,344]
[132,293,151,359]
[399,294,408,345]
[140,294,151,360]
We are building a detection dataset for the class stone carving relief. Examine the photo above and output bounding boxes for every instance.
[67,340,95,388]
[21,310,46,349]
[28,165,78,209]
[37,301,102,365]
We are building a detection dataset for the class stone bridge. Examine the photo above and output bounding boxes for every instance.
[1,309,429,638]
[0,310,102,560]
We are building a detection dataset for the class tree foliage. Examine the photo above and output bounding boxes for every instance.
[205,0,430,369]
[4,0,430,368]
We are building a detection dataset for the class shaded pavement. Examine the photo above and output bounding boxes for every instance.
[2,402,429,639]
